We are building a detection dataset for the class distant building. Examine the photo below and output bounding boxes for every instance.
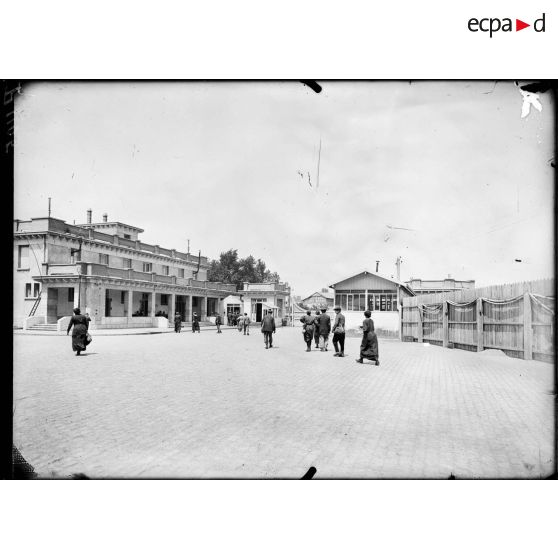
[238,281,291,322]
[329,270,415,333]
[14,211,237,329]
[405,277,475,295]
[301,288,334,309]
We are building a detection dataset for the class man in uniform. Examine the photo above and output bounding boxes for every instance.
[313,310,321,349]
[317,307,331,351]
[331,305,346,357]
[261,310,276,349]
[300,310,315,352]
[215,313,222,333]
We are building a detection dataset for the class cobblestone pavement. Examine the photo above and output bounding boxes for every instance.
[13,327,555,478]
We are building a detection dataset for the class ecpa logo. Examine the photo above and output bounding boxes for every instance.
[468,13,546,37]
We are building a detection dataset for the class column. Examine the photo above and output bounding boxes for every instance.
[202,296,208,320]
[187,295,193,321]
[417,304,423,343]
[476,298,484,352]
[127,290,134,324]
[169,293,176,321]
[150,291,155,317]
[523,293,533,360]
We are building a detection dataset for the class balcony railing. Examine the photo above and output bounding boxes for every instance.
[43,262,237,292]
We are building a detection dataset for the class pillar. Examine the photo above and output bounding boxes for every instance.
[187,295,193,321]
[523,293,533,360]
[127,289,134,322]
[169,293,176,320]
[150,291,155,317]
[202,296,208,320]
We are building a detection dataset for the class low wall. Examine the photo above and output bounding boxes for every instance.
[57,316,71,333]
[91,316,162,330]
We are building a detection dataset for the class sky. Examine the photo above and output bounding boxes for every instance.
[14,81,554,297]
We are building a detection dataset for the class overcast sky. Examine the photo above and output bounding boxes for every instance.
[15,81,554,297]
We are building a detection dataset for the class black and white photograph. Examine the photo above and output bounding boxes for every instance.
[11,80,555,479]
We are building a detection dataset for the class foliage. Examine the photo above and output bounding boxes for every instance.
[208,249,281,289]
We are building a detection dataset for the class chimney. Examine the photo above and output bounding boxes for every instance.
[87,209,92,224]
[375,260,380,273]
[103,213,108,223]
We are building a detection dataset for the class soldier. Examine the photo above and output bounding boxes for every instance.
[331,305,346,357]
[215,313,222,333]
[261,310,276,349]
[242,312,251,335]
[313,310,321,349]
[192,312,201,333]
[174,311,182,333]
[316,307,331,351]
[300,310,315,352]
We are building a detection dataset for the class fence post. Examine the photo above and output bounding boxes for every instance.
[523,293,533,360]
[476,298,484,352]
[417,305,423,343]
[442,301,449,348]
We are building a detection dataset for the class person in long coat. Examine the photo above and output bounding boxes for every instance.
[237,313,244,332]
[261,310,276,349]
[356,310,379,365]
[215,313,222,333]
[66,307,90,356]
[300,310,315,352]
[174,312,182,333]
[192,312,201,333]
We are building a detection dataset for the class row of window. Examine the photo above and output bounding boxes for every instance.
[334,293,399,312]
[98,254,186,277]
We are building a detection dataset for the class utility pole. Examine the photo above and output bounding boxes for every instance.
[48,197,51,217]
[395,256,402,281]
[187,239,190,254]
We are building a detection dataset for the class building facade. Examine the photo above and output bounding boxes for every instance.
[14,213,237,329]
[301,289,334,309]
[238,282,291,322]
[329,270,415,333]
[405,277,475,295]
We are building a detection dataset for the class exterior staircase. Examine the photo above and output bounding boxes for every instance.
[26,323,58,332]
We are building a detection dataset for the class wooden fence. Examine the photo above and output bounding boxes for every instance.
[401,278,554,362]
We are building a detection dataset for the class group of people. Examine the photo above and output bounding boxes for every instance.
[67,305,379,363]
[171,311,252,335]
[300,306,379,364]
[227,312,244,326]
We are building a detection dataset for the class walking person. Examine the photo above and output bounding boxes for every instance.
[261,310,276,349]
[317,307,331,351]
[174,311,182,333]
[356,310,379,365]
[313,310,321,349]
[227,312,232,326]
[215,313,222,333]
[332,305,346,357]
[242,313,251,335]
[300,310,315,352]
[192,312,201,333]
[66,307,91,356]
[237,312,244,332]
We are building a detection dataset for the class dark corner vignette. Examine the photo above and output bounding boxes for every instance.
[3,80,18,479]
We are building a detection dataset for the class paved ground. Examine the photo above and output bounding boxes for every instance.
[13,327,555,478]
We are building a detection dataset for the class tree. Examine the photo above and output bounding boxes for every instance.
[207,249,280,289]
